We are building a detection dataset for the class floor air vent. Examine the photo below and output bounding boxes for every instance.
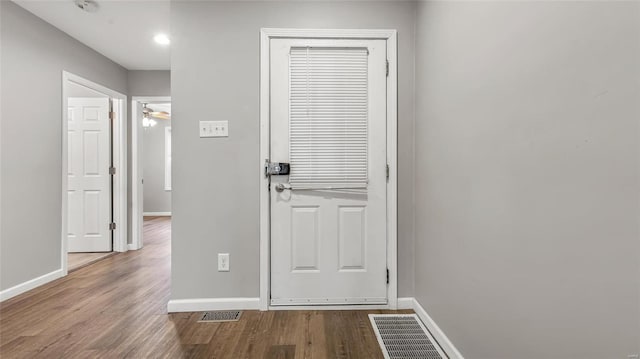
[199,310,242,322]
[369,314,446,359]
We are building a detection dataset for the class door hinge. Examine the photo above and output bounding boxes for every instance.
[109,166,116,175]
[109,222,116,230]
[109,111,115,121]
[386,164,390,180]
[386,59,389,77]
[386,268,389,284]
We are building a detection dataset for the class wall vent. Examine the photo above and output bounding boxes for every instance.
[369,314,447,359]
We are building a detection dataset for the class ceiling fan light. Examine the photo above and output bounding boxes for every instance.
[142,118,157,128]
[142,115,157,128]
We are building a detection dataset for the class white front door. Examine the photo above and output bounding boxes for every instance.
[269,38,388,305]
[67,98,112,252]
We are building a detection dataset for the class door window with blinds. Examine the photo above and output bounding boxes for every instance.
[289,47,369,189]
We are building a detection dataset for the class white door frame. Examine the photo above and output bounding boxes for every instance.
[259,28,398,311]
[61,71,128,275]
[130,96,171,250]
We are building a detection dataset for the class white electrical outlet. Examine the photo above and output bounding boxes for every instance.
[218,253,230,272]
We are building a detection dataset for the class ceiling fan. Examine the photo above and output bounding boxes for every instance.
[142,105,171,121]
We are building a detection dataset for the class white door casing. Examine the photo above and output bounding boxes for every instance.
[269,38,388,305]
[67,97,112,252]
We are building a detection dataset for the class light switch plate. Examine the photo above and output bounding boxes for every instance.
[199,121,228,138]
[211,120,228,137]
[199,121,213,137]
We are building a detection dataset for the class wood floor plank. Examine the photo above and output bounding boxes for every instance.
[229,309,275,359]
[177,313,220,345]
[0,217,413,358]
[303,311,328,359]
[267,344,296,359]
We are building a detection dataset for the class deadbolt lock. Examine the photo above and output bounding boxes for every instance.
[265,160,290,176]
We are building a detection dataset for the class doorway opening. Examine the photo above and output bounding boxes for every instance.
[62,72,127,275]
[131,97,172,251]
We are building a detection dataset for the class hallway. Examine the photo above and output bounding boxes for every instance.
[0,217,173,357]
[0,217,410,358]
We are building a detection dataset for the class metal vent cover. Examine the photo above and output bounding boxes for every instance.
[199,311,242,322]
[369,314,446,359]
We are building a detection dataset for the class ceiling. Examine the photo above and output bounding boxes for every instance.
[13,0,170,70]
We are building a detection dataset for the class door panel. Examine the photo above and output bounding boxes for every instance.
[338,206,366,270]
[68,98,112,252]
[270,38,387,305]
[291,206,320,271]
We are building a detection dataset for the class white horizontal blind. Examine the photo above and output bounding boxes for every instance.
[289,47,369,189]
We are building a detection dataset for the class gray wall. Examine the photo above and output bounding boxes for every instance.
[127,70,171,96]
[413,1,640,358]
[143,117,172,213]
[170,1,417,299]
[0,1,128,290]
[126,70,171,243]
[67,81,109,98]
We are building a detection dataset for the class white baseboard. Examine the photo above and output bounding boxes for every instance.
[397,297,414,310]
[269,304,391,311]
[411,298,464,359]
[167,297,260,313]
[143,212,171,216]
[127,243,141,251]
[0,269,64,302]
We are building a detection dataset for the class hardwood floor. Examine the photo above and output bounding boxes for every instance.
[68,252,115,272]
[0,216,411,358]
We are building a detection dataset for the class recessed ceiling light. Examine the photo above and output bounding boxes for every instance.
[154,34,170,46]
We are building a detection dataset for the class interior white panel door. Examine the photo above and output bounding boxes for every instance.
[270,38,388,305]
[68,97,112,252]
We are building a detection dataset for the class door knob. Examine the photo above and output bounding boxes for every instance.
[274,183,290,192]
